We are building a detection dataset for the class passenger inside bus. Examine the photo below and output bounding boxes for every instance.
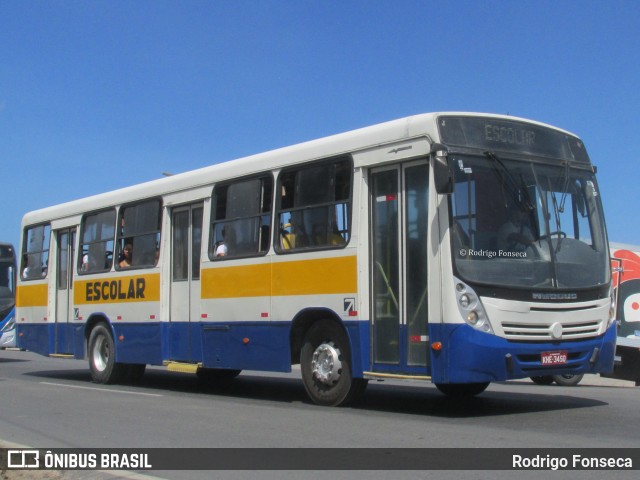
[119,244,133,268]
[215,227,227,257]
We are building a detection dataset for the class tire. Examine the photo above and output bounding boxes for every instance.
[300,319,367,406]
[435,382,489,397]
[530,375,555,385]
[88,324,127,384]
[552,374,583,386]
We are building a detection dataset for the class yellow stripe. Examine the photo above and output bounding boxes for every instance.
[16,283,48,307]
[201,256,357,299]
[201,263,271,299]
[74,273,161,304]
[273,256,357,296]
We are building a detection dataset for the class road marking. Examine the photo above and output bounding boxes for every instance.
[40,381,163,397]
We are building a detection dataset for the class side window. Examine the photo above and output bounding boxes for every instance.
[21,224,51,280]
[277,157,352,252]
[80,209,116,274]
[209,176,273,260]
[116,199,162,269]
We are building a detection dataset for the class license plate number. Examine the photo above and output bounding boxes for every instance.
[541,351,568,365]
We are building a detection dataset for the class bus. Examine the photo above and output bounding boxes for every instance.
[15,113,616,405]
[0,243,17,348]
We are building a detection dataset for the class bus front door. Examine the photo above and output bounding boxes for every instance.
[371,162,429,374]
[169,203,203,361]
[54,228,76,354]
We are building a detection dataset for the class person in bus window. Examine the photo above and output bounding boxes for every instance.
[215,227,227,257]
[21,253,31,278]
[119,244,133,268]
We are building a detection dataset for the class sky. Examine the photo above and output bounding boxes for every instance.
[1,0,639,252]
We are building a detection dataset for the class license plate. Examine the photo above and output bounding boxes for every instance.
[541,350,568,365]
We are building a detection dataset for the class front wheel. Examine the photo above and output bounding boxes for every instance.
[530,375,555,385]
[435,382,489,397]
[88,324,127,384]
[553,374,583,386]
[300,320,367,406]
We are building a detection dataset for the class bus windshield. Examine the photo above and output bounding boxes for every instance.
[450,154,609,290]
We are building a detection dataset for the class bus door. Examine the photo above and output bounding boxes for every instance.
[55,227,76,354]
[169,202,203,361]
[370,162,429,373]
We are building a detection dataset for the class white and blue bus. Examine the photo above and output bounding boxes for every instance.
[16,113,616,405]
[0,242,17,348]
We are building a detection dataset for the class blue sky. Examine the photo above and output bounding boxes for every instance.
[1,0,639,252]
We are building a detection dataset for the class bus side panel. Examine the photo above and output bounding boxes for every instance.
[111,322,163,365]
[16,323,54,357]
[71,324,86,359]
[201,322,290,372]
[429,322,616,384]
[343,320,369,378]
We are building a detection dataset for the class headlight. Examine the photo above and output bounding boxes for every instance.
[454,278,493,333]
[1,316,15,333]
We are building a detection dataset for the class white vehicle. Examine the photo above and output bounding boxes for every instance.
[16,113,616,405]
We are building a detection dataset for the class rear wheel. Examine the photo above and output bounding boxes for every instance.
[88,324,127,384]
[300,320,367,406]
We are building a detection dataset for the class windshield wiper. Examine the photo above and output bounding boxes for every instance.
[547,161,572,253]
[558,160,571,213]
[484,151,535,212]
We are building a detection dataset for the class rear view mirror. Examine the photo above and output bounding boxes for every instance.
[431,143,453,194]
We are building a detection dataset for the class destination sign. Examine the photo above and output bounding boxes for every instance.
[438,116,590,163]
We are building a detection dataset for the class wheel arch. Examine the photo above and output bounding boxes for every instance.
[289,308,350,365]
[84,313,113,358]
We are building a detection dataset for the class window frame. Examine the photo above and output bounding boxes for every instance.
[208,173,274,261]
[78,208,116,275]
[21,223,51,281]
[274,155,353,254]
[115,198,163,271]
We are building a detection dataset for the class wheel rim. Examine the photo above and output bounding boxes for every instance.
[311,342,342,385]
[92,335,109,372]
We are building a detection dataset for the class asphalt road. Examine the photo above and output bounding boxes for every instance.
[1,348,639,480]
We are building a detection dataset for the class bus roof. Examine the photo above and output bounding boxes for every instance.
[21,112,578,227]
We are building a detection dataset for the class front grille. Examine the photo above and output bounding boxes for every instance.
[502,320,601,341]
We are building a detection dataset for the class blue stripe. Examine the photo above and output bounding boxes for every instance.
[18,319,616,384]
[428,322,617,383]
